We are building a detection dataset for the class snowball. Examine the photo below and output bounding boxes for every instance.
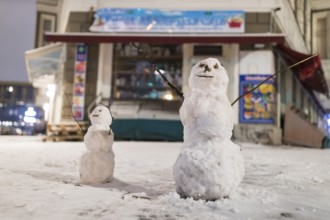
[89,105,112,126]
[84,126,114,152]
[79,151,115,184]
[173,139,244,200]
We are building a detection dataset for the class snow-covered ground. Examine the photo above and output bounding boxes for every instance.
[0,136,329,220]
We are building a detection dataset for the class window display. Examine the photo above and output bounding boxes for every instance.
[112,43,182,101]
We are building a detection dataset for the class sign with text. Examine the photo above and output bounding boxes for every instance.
[72,43,87,121]
[239,75,275,124]
[90,8,244,33]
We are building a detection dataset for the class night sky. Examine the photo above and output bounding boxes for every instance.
[0,0,36,83]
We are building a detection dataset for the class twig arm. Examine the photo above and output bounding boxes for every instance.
[231,54,319,106]
[63,90,84,132]
[131,42,184,100]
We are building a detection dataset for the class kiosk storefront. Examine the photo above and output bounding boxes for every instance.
[45,8,285,141]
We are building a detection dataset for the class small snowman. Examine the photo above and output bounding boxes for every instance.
[173,58,245,200]
[79,105,115,184]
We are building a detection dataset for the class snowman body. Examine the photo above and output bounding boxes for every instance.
[173,58,244,200]
[79,105,115,184]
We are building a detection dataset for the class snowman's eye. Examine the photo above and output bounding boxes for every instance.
[214,63,219,69]
[199,63,205,68]
[99,109,102,112]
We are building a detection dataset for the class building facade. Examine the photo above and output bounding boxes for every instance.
[27,0,330,146]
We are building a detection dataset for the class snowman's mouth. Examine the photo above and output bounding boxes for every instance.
[197,75,213,78]
[92,114,99,117]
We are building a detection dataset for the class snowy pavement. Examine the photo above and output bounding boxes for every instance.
[0,136,329,220]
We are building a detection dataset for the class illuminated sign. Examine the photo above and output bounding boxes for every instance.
[72,43,87,121]
[90,8,245,33]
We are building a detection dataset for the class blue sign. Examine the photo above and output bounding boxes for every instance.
[72,43,88,121]
[239,75,275,124]
[90,8,244,33]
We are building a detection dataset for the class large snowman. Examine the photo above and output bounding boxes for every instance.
[79,105,115,184]
[173,57,245,200]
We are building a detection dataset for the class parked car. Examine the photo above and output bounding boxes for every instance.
[0,104,46,135]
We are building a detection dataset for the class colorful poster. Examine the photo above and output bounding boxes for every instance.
[90,8,244,33]
[72,43,87,121]
[239,75,275,124]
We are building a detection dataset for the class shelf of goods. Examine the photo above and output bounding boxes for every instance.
[112,44,183,101]
[110,44,184,141]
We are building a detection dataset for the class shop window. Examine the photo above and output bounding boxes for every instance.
[112,43,182,101]
[36,12,56,47]
[292,77,297,106]
[316,17,327,59]
[280,62,287,104]
[302,95,310,120]
[283,71,296,104]
[310,106,317,125]
[293,78,303,112]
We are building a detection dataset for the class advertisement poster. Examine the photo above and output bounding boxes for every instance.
[72,43,87,121]
[90,8,244,33]
[239,75,275,124]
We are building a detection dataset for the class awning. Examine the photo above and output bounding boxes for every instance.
[276,43,329,97]
[44,32,285,44]
[25,43,66,87]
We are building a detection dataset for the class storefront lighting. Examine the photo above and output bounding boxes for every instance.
[25,107,37,117]
[2,121,13,127]
[46,84,56,97]
[163,94,174,101]
[154,69,165,75]
[8,86,14,93]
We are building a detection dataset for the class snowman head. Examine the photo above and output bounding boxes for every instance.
[189,58,229,93]
[89,105,112,125]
